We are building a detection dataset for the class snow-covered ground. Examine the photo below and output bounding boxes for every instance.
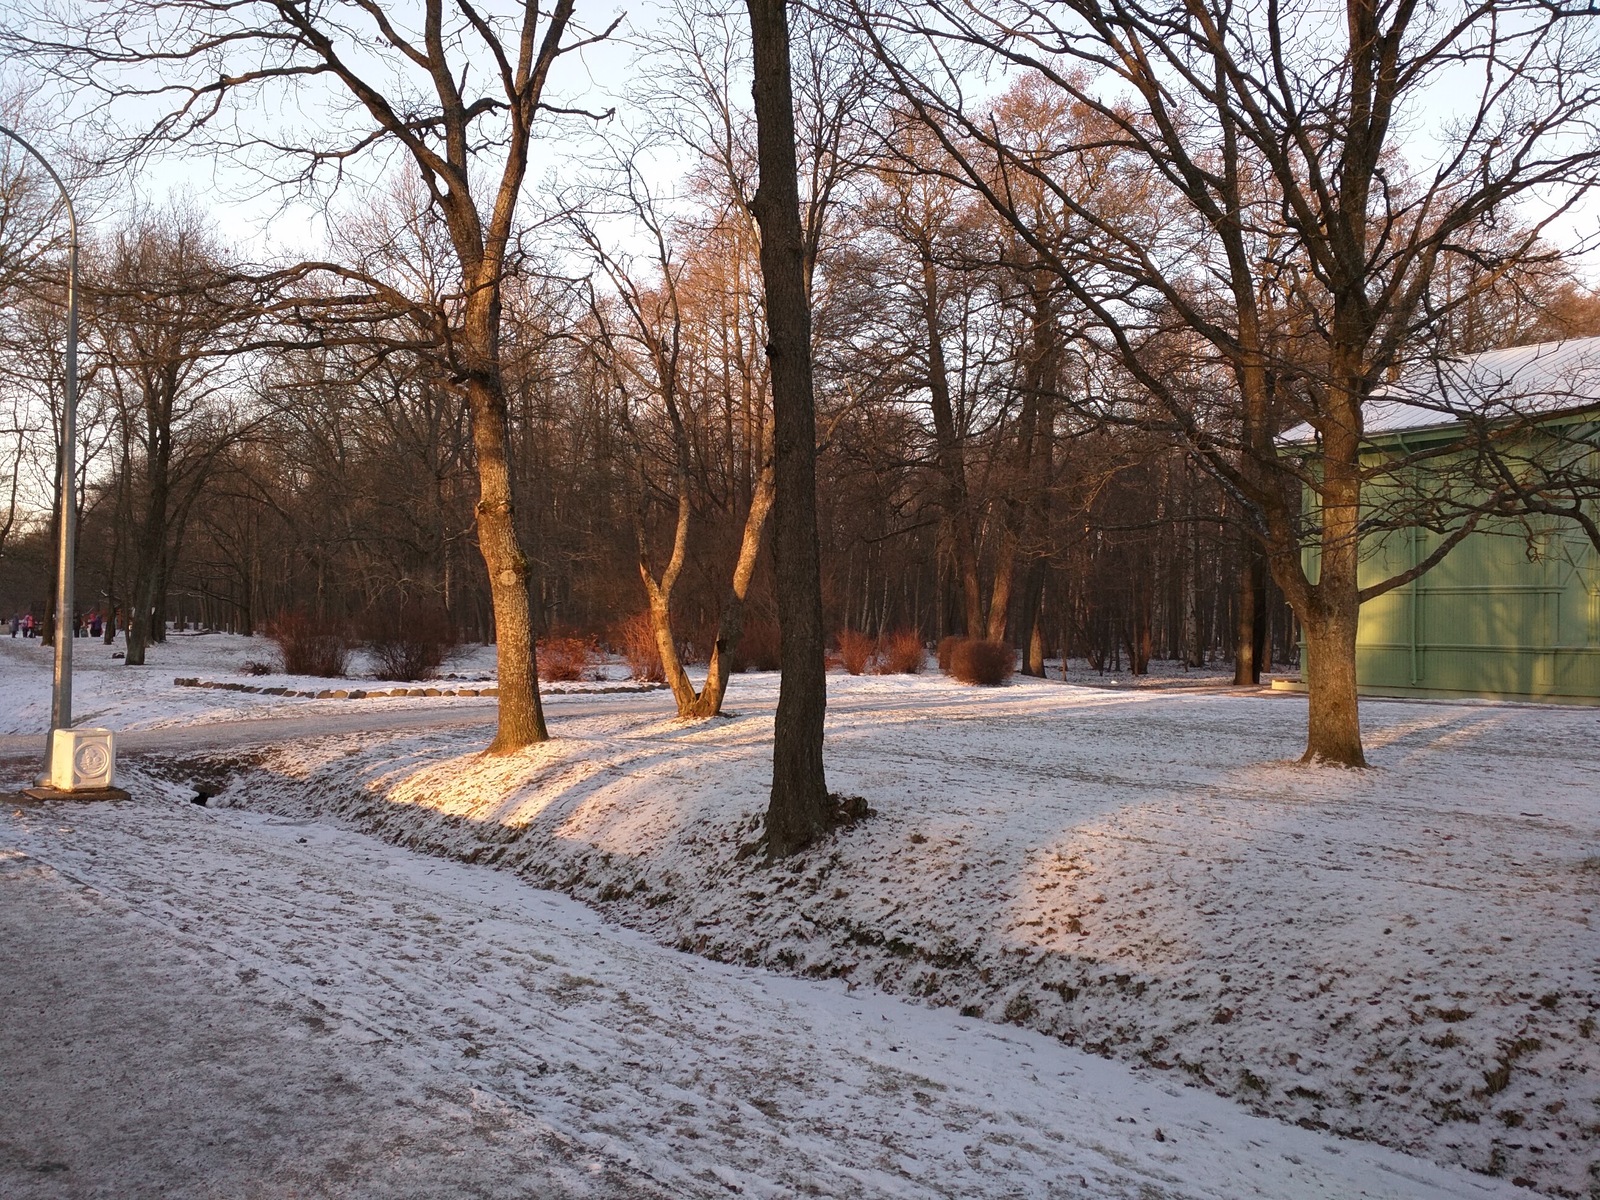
[3,642,1597,1196]
[3,792,1528,1199]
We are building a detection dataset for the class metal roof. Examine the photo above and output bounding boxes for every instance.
[1280,336,1600,443]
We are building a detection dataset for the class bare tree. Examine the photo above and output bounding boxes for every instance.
[11,0,622,750]
[849,0,1600,763]
[91,210,257,663]
[745,0,834,854]
[571,161,777,719]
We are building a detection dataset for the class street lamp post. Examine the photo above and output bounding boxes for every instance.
[0,125,80,776]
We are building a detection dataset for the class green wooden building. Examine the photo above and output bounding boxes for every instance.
[1303,337,1600,704]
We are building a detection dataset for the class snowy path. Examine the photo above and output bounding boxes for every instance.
[0,849,671,1200]
[2,794,1523,1199]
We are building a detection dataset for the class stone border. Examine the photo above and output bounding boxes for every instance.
[172,678,664,699]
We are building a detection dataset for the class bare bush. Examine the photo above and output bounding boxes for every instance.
[538,632,596,682]
[264,610,352,678]
[876,630,926,674]
[838,629,875,675]
[613,611,665,683]
[949,638,1013,686]
[364,601,458,681]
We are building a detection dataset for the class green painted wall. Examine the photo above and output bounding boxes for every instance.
[1305,421,1600,703]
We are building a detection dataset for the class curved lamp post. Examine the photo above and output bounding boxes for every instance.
[0,125,79,779]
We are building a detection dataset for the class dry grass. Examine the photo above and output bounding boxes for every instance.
[875,630,926,674]
[949,638,1014,686]
[364,601,457,681]
[612,612,665,683]
[538,633,596,682]
[264,610,352,678]
[838,629,875,676]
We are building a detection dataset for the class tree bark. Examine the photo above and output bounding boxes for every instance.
[1290,384,1368,766]
[1232,540,1266,685]
[1299,602,1364,766]
[919,257,983,635]
[688,467,775,719]
[467,371,548,752]
[747,0,832,857]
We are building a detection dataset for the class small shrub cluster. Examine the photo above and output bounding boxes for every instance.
[947,637,1014,686]
[363,601,457,681]
[241,659,274,677]
[874,629,926,674]
[264,610,353,678]
[834,628,928,675]
[537,632,597,682]
[729,618,781,673]
[612,611,665,683]
[838,628,875,675]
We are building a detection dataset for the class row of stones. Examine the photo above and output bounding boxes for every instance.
[173,678,664,698]
[173,678,497,698]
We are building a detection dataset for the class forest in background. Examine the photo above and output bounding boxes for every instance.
[3,0,1600,687]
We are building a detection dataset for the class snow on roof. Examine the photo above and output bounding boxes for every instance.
[1280,335,1600,443]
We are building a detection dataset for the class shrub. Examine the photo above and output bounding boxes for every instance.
[537,633,597,682]
[838,628,875,675]
[729,618,781,673]
[241,659,274,677]
[949,638,1014,686]
[364,601,457,681]
[264,610,352,678]
[937,635,963,673]
[613,611,665,683]
[876,629,926,674]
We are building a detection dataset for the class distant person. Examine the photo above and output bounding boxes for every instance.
[22,612,35,638]
[89,610,103,638]
[8,613,17,637]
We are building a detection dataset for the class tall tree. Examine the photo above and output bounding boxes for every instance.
[852,0,1600,763]
[745,0,832,854]
[12,0,618,750]
[571,165,777,720]
[93,211,252,664]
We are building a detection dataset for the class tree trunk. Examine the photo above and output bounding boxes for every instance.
[123,500,167,667]
[1293,384,1368,766]
[1300,602,1365,765]
[1015,559,1047,676]
[688,467,775,719]
[1026,611,1045,676]
[747,0,832,857]
[466,372,548,752]
[919,258,982,636]
[1233,540,1267,685]
[985,530,1016,644]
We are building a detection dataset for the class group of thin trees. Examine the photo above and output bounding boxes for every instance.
[4,0,1600,846]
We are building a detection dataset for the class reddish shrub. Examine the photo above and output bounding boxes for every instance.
[937,635,963,673]
[838,628,875,675]
[875,629,926,674]
[265,610,352,678]
[729,618,781,673]
[538,633,596,682]
[949,638,1014,686]
[613,611,665,683]
[363,600,457,681]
